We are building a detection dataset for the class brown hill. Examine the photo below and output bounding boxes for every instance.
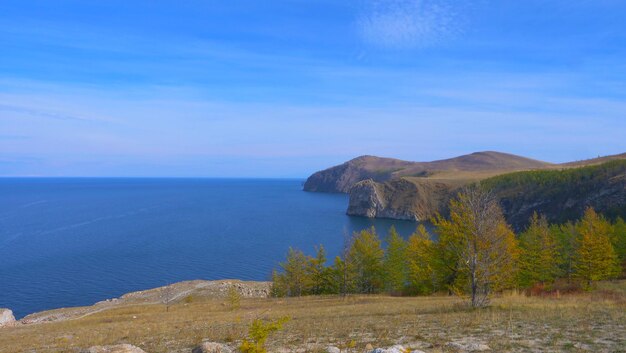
[303,151,551,193]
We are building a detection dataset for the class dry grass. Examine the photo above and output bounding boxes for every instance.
[1,282,625,353]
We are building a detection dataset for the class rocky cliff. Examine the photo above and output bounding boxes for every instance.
[347,178,456,221]
[345,159,626,230]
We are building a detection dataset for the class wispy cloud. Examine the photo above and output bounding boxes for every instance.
[357,0,459,49]
[0,103,94,123]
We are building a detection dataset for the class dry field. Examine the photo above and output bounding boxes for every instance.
[1,282,625,353]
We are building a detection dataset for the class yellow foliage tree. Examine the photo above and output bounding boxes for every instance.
[434,187,519,307]
[406,224,436,294]
[240,317,290,353]
[573,208,621,287]
[348,227,385,294]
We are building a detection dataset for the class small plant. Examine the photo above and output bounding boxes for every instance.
[183,295,194,304]
[228,286,242,310]
[239,317,290,353]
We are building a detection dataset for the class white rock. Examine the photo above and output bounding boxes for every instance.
[326,346,341,353]
[83,344,147,353]
[445,341,491,352]
[192,342,233,353]
[0,308,16,328]
[369,345,407,353]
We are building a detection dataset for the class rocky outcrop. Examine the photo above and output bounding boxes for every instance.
[83,344,146,353]
[347,159,626,230]
[20,280,271,325]
[303,156,410,193]
[347,178,456,221]
[0,308,16,328]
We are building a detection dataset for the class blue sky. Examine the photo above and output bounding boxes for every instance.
[1,0,625,177]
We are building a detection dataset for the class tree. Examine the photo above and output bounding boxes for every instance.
[270,270,287,297]
[434,187,519,307]
[551,222,577,282]
[611,217,626,275]
[307,245,330,295]
[518,213,561,288]
[383,226,408,294]
[228,286,242,310]
[348,227,385,294]
[406,224,436,295]
[279,247,310,296]
[573,208,621,287]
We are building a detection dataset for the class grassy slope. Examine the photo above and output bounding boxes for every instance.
[1,282,625,353]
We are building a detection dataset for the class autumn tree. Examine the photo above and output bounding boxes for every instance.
[611,217,626,275]
[434,187,519,307]
[348,227,385,294]
[383,226,408,294]
[306,245,330,295]
[278,247,309,296]
[406,224,436,294]
[573,208,621,287]
[518,213,561,288]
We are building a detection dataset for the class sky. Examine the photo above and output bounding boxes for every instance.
[1,0,626,177]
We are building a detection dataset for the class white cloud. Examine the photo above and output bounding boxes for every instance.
[357,0,458,48]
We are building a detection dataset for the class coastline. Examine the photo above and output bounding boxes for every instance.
[4,279,270,326]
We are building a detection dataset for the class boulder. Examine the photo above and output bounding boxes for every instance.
[326,346,341,353]
[0,308,16,328]
[83,344,147,353]
[192,342,233,353]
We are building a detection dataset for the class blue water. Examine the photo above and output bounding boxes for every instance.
[0,178,417,318]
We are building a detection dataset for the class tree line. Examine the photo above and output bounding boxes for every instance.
[271,187,626,307]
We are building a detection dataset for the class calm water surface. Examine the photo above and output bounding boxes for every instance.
[0,178,417,318]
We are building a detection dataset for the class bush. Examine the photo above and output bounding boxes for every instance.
[239,317,290,353]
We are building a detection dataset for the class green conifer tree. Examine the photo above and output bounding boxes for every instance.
[518,213,561,288]
[611,217,626,275]
[307,245,330,295]
[279,247,311,296]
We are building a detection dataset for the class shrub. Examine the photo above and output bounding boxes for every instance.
[239,317,290,353]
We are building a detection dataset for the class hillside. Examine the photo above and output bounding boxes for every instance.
[483,159,626,228]
[1,280,624,352]
[307,151,626,228]
[303,151,551,193]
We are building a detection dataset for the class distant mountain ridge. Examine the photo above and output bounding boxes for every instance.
[304,151,626,229]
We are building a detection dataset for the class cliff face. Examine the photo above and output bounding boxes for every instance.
[347,160,626,230]
[303,155,414,193]
[347,178,456,221]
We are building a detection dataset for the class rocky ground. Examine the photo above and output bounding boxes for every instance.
[17,280,270,324]
[0,280,624,353]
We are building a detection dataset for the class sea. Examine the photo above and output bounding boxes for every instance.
[0,178,418,318]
